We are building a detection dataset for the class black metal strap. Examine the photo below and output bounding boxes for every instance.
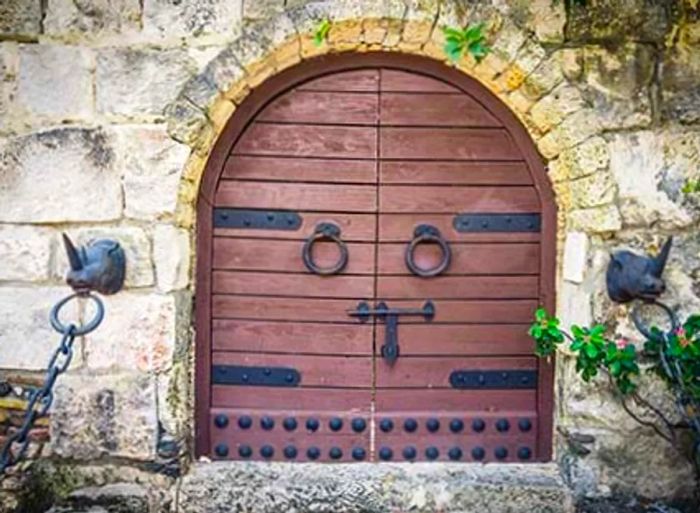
[450,370,538,389]
[212,365,301,387]
[214,208,302,230]
[453,213,540,232]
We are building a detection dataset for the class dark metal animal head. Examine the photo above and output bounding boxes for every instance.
[62,234,126,295]
[606,237,672,304]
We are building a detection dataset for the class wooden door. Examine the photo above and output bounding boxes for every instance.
[196,55,555,463]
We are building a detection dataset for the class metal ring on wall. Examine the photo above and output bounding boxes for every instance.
[50,293,104,336]
[631,300,679,341]
[405,224,451,277]
[302,223,349,275]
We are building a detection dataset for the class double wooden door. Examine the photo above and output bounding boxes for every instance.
[198,61,554,463]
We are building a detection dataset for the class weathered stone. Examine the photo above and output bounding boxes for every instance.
[563,232,589,284]
[153,225,190,292]
[55,226,154,288]
[51,371,158,460]
[17,44,94,120]
[569,172,616,209]
[523,0,565,43]
[538,109,601,159]
[165,98,212,147]
[0,1,41,38]
[243,0,285,20]
[0,286,81,370]
[143,0,242,39]
[558,281,593,332]
[530,83,586,134]
[50,483,149,513]
[96,48,196,118]
[45,0,142,38]
[0,225,53,282]
[111,125,190,220]
[521,55,565,101]
[179,462,574,513]
[550,137,610,183]
[0,43,18,133]
[662,43,700,125]
[84,292,176,373]
[568,204,622,234]
[0,128,122,223]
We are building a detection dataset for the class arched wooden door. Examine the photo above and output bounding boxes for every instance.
[195,54,556,463]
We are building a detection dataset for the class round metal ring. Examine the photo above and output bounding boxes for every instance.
[302,223,349,275]
[50,293,104,336]
[631,300,679,341]
[405,224,451,277]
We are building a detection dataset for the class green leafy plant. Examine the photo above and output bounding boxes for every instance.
[313,19,331,47]
[682,178,700,195]
[442,23,489,63]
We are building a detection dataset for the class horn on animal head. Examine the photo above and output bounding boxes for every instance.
[650,236,673,277]
[62,233,83,271]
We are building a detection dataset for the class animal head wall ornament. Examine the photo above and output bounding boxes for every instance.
[606,237,672,304]
[62,234,126,295]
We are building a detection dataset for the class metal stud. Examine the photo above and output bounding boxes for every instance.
[404,418,418,433]
[403,446,417,460]
[496,419,510,432]
[214,444,229,457]
[471,418,485,432]
[517,447,532,460]
[426,418,440,432]
[284,445,298,459]
[306,418,320,432]
[260,416,275,430]
[494,446,508,460]
[307,446,320,460]
[471,446,485,461]
[238,415,252,429]
[379,447,393,461]
[238,445,252,458]
[283,417,297,431]
[329,447,343,460]
[379,418,394,433]
[518,418,532,432]
[329,417,343,432]
[425,447,439,460]
[351,418,367,433]
[448,447,463,461]
[214,414,229,429]
[352,447,366,461]
[449,419,464,433]
[260,445,274,459]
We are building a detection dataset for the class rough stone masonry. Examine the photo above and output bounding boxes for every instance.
[0,0,699,512]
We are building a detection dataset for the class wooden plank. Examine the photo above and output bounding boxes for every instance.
[299,70,379,92]
[212,296,366,323]
[257,91,378,125]
[381,69,459,93]
[375,356,537,388]
[376,275,538,299]
[212,320,373,355]
[380,127,520,160]
[379,185,540,213]
[222,156,377,183]
[216,182,377,212]
[213,353,372,388]
[233,124,377,159]
[380,161,532,185]
[377,243,540,275]
[380,299,538,324]
[215,213,376,242]
[213,238,375,274]
[381,93,499,127]
[379,214,540,243]
[214,271,375,298]
[375,324,534,356]
[375,389,536,411]
[212,386,372,410]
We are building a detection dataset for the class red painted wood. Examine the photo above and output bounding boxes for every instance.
[376,275,538,299]
[223,156,377,183]
[258,91,378,125]
[380,128,521,160]
[212,296,365,323]
[380,69,459,93]
[213,271,375,298]
[379,300,538,324]
[299,69,379,92]
[375,389,536,411]
[380,161,532,185]
[211,387,372,410]
[379,185,540,213]
[381,93,499,127]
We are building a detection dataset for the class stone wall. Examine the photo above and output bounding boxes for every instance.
[0,0,699,511]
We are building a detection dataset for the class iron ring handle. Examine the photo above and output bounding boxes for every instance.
[302,223,349,275]
[50,293,104,336]
[631,300,679,341]
[405,224,451,277]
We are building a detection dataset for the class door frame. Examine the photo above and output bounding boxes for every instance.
[194,52,557,460]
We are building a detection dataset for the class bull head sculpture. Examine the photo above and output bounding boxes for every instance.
[62,234,126,295]
[606,237,672,304]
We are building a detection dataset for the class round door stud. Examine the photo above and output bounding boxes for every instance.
[496,419,510,432]
[379,447,393,461]
[494,446,508,460]
[306,418,320,432]
[283,417,298,431]
[260,445,274,459]
[260,416,275,431]
[402,446,417,460]
[425,446,439,460]
[449,419,464,433]
[517,447,532,460]
[471,418,486,432]
[352,447,366,461]
[238,445,252,458]
[214,444,229,457]
[329,417,343,432]
[448,447,463,461]
[351,418,367,433]
[237,415,252,430]
[518,418,532,432]
[307,447,321,460]
[471,446,485,461]
[380,418,394,432]
[329,447,343,460]
[404,418,418,432]
[214,414,229,429]
[426,418,440,432]
[283,445,298,459]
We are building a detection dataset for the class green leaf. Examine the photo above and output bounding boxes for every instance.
[610,360,622,377]
[442,26,465,40]
[571,325,584,338]
[535,307,547,322]
[463,22,485,42]
[584,343,599,359]
[313,19,331,47]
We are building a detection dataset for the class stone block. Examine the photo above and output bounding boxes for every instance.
[567,205,622,234]
[530,84,586,134]
[51,371,158,460]
[165,97,212,147]
[0,128,123,223]
[524,0,565,43]
[0,286,81,370]
[538,109,601,159]
[17,44,94,120]
[558,281,592,332]
[96,47,196,118]
[553,137,610,183]
[45,0,142,38]
[0,225,53,282]
[153,225,191,292]
[662,42,700,125]
[243,0,284,20]
[0,43,18,133]
[569,172,616,209]
[84,292,176,373]
[563,232,589,284]
[143,0,242,39]
[111,125,190,220]
[0,1,41,38]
